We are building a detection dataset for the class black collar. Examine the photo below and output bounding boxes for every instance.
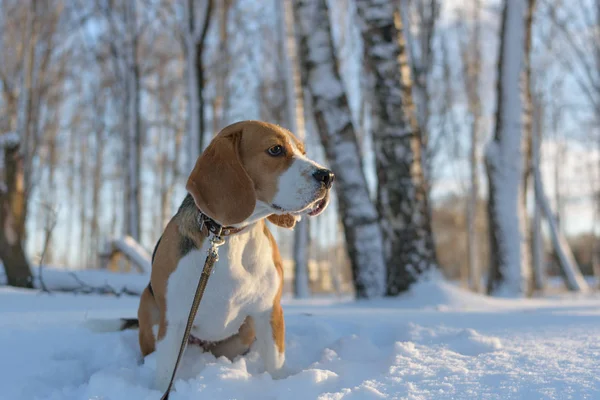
[197,211,245,237]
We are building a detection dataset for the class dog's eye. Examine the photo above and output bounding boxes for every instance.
[267,145,284,156]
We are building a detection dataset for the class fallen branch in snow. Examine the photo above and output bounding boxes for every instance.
[534,165,589,292]
[61,271,141,297]
[1,266,150,296]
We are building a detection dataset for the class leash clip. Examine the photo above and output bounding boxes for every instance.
[207,232,225,272]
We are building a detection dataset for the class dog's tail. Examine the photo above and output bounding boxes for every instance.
[83,318,139,332]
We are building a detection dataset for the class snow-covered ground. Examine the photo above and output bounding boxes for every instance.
[1,280,599,400]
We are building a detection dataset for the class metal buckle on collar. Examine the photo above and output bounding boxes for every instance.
[197,212,221,236]
[197,213,207,233]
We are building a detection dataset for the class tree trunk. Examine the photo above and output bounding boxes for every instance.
[18,0,35,196]
[462,0,483,292]
[124,0,142,242]
[592,243,600,290]
[593,154,599,289]
[195,27,208,154]
[79,128,89,266]
[45,119,58,265]
[399,0,438,189]
[531,95,545,291]
[485,0,528,295]
[532,187,544,290]
[355,0,437,295]
[212,0,232,131]
[0,141,33,288]
[185,34,200,165]
[519,0,537,297]
[65,121,76,264]
[91,121,104,269]
[184,0,214,170]
[596,6,600,290]
[293,219,311,297]
[466,124,480,291]
[281,0,311,298]
[294,0,386,297]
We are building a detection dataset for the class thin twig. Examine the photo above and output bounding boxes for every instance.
[38,203,58,294]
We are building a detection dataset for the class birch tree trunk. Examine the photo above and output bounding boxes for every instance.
[294,0,386,297]
[355,0,437,295]
[485,0,529,295]
[281,0,310,298]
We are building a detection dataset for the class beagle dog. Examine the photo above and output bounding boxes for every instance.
[137,120,334,391]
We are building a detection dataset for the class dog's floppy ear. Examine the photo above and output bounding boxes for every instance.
[186,132,255,226]
[267,214,298,229]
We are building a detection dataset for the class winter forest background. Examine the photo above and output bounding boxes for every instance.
[0,0,599,299]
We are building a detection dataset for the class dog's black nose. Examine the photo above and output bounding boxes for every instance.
[313,169,335,189]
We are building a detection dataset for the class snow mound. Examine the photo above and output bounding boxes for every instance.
[409,324,503,356]
[361,279,498,311]
[401,279,491,309]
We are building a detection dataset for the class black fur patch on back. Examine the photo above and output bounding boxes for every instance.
[179,235,197,258]
[178,193,196,214]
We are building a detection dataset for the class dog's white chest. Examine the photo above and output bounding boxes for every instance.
[165,226,279,341]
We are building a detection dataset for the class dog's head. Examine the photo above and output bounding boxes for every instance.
[186,120,334,228]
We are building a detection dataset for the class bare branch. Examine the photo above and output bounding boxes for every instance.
[37,203,59,294]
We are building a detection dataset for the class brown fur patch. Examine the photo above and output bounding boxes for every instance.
[186,131,256,226]
[137,210,209,354]
[137,286,159,356]
[267,214,297,229]
[263,222,285,353]
[228,121,304,206]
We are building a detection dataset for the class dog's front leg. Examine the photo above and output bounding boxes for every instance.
[254,305,285,377]
[155,321,186,391]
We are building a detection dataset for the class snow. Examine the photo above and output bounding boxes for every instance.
[1,279,600,399]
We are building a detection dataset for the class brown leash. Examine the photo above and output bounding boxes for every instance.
[159,233,225,400]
